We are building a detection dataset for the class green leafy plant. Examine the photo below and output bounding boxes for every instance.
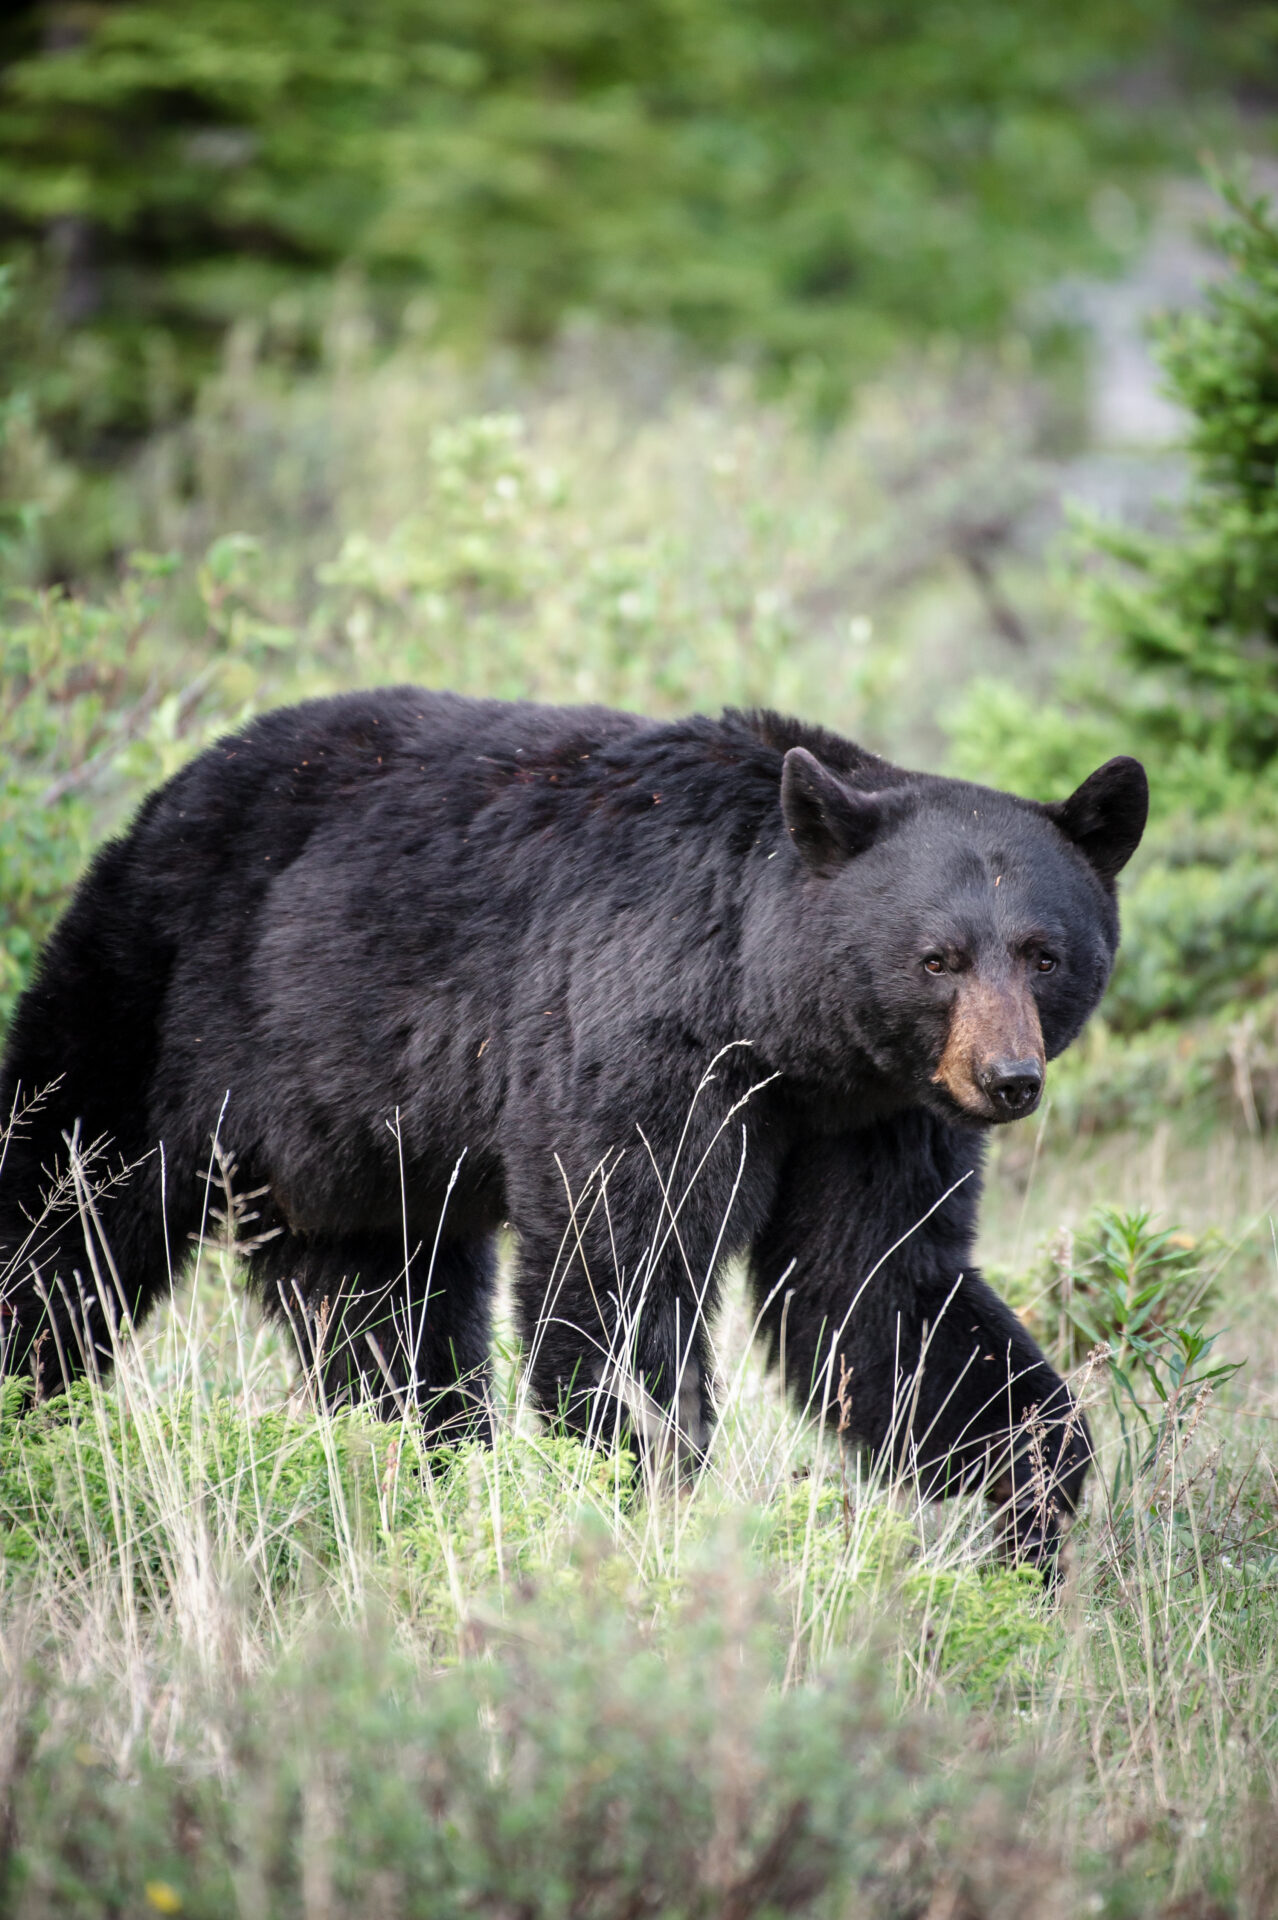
[1049,1206,1242,1500]
[0,553,230,1022]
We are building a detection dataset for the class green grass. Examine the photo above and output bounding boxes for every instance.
[2,1151,1277,1917]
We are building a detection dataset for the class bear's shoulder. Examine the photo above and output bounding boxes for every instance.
[720,708,906,791]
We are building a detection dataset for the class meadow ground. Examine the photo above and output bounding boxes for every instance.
[1,1105,1276,1919]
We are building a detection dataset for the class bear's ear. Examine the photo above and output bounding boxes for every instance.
[1044,756,1149,884]
[780,747,893,874]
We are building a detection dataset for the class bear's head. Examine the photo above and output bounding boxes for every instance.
[760,749,1148,1127]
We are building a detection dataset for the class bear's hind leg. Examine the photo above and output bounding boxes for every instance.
[0,1135,187,1401]
[252,1231,496,1442]
[0,826,187,1400]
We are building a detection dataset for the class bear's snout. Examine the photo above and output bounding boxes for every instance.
[931,973,1046,1123]
[977,1056,1043,1118]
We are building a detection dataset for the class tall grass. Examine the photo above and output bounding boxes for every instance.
[2,1105,1276,1915]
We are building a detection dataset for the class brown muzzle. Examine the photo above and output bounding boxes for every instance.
[932,975,1045,1121]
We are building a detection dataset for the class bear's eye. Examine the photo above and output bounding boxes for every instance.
[1035,952,1058,974]
[922,954,946,975]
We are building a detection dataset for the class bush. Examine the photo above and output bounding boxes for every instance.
[0,552,266,1022]
[0,1203,1273,1916]
[0,1570,1087,1920]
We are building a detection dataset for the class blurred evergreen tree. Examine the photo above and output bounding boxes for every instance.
[956,175,1278,806]
[948,177,1278,1059]
[1078,178,1278,775]
[0,0,1198,439]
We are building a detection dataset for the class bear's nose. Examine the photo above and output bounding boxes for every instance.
[979,1058,1043,1116]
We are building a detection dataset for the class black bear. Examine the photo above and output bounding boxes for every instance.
[0,691,1147,1563]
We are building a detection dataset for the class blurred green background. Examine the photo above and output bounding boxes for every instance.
[4,0,1278,1136]
[0,0,1228,421]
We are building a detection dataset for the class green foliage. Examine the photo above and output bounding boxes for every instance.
[0,264,48,565]
[1099,828,1278,1030]
[1056,1206,1213,1360]
[305,401,842,714]
[0,0,1186,438]
[0,552,265,1022]
[1042,1206,1242,1501]
[0,1355,1050,1701]
[0,572,149,1020]
[0,1377,378,1591]
[0,1371,638,1631]
[955,176,1278,796]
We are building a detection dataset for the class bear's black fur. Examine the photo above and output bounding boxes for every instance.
[0,690,1148,1563]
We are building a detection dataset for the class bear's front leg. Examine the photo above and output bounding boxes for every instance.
[749,1109,1091,1572]
[503,1074,777,1475]
[510,1158,719,1476]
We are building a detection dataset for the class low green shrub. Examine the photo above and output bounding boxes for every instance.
[0,1566,1093,1920]
[1031,1206,1242,1503]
